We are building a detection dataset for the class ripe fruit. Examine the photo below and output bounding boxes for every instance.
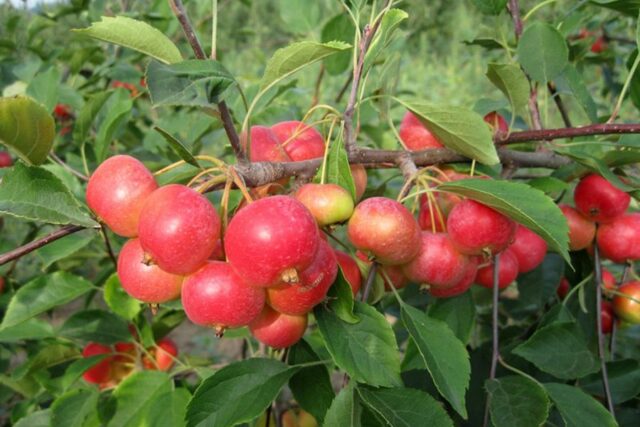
[334,250,362,296]
[347,197,421,265]
[597,213,640,263]
[0,276,4,294]
[242,126,291,162]
[601,301,614,334]
[475,248,520,289]
[591,37,606,53]
[117,239,183,304]
[351,164,368,200]
[557,277,570,299]
[182,261,265,331]
[86,155,158,237]
[483,111,508,136]
[574,174,630,223]
[294,183,354,226]
[402,232,471,289]
[249,306,308,349]
[112,80,139,97]
[418,197,447,233]
[429,256,479,298]
[282,409,318,427]
[82,343,113,384]
[225,196,320,287]
[559,204,596,250]
[138,184,221,275]
[399,111,443,150]
[447,199,516,255]
[613,282,640,324]
[271,121,325,161]
[0,151,11,168]
[601,269,617,296]
[508,225,547,273]
[53,103,72,119]
[356,251,409,290]
[143,338,178,371]
[267,240,338,315]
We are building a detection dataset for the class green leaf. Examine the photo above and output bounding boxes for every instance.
[73,91,113,145]
[327,268,359,324]
[153,126,202,169]
[545,383,617,427]
[146,60,235,108]
[278,0,321,34]
[324,382,362,427]
[580,359,640,404]
[321,14,353,75]
[60,355,110,390]
[1,272,94,329]
[20,343,79,377]
[260,41,350,91]
[486,376,550,427]
[590,0,640,16]
[486,63,530,119]
[427,291,476,344]
[438,178,571,265]
[14,410,51,427]
[74,16,183,64]
[103,274,141,321]
[147,388,191,427]
[513,322,600,379]
[472,0,508,15]
[0,163,96,227]
[400,304,470,418]
[51,388,99,427]
[94,88,132,162]
[558,65,598,123]
[288,340,335,423]
[398,100,499,165]
[26,67,60,112]
[315,301,402,387]
[36,229,95,269]
[358,386,453,427]
[0,95,55,165]
[316,132,356,200]
[517,22,569,83]
[59,309,132,345]
[186,358,300,427]
[108,371,173,427]
[527,176,570,195]
[0,318,54,342]
[363,9,409,73]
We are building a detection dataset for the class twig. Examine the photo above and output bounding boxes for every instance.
[495,123,640,144]
[506,0,523,39]
[100,225,118,268]
[483,254,501,427]
[49,153,89,181]
[361,262,378,302]
[396,153,418,199]
[0,225,88,266]
[335,74,353,104]
[310,64,325,108]
[547,82,572,127]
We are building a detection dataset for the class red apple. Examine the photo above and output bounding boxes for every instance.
[557,277,570,299]
[0,151,11,168]
[334,250,362,296]
[356,251,409,291]
[398,111,443,150]
[241,126,291,163]
[475,248,520,289]
[508,225,547,273]
[591,37,607,53]
[559,204,596,251]
[351,165,368,201]
[597,213,640,263]
[574,174,630,223]
[602,268,617,297]
[613,282,640,324]
[418,196,447,233]
[294,183,354,226]
[271,121,325,161]
[143,338,178,371]
[86,155,158,237]
[601,301,614,334]
[82,342,113,384]
[483,111,508,137]
[429,256,479,298]
[249,306,308,349]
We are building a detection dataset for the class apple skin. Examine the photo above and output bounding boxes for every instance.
[601,268,617,297]
[573,174,630,223]
[418,196,447,233]
[249,306,308,349]
[86,155,158,237]
[241,126,291,162]
[281,409,318,427]
[356,251,409,291]
[0,151,12,168]
[508,225,547,273]
[475,248,520,289]
[399,111,443,150]
[601,301,614,334]
[557,277,570,299]
[591,37,607,53]
[351,165,368,201]
[613,281,640,324]
[294,183,354,226]
[271,121,325,161]
[334,250,362,296]
[82,342,114,384]
[429,256,479,298]
[447,199,516,256]
[597,213,640,263]
[483,111,508,137]
[138,184,221,275]
[225,196,320,287]
[143,338,178,371]
[347,197,421,265]
[559,204,596,251]
[181,261,266,330]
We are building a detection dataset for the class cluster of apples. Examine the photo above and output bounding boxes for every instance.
[82,337,177,388]
[559,173,640,326]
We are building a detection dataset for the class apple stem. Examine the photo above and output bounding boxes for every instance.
[360,262,378,302]
[483,253,501,427]
[99,225,118,268]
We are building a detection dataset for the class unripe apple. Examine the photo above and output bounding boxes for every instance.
[143,338,178,371]
[334,250,362,296]
[601,301,614,334]
[181,261,265,331]
[294,183,354,226]
[351,165,368,201]
[402,232,472,289]
[138,184,221,275]
[347,197,421,265]
[475,248,520,289]
[557,277,570,299]
[597,213,640,263]
[249,306,308,349]
[0,151,12,168]
[398,111,443,150]
[429,256,479,298]
[559,204,596,250]
[281,409,318,427]
[573,174,630,223]
[483,111,508,137]
[86,155,158,237]
[241,126,291,162]
[82,342,113,384]
[508,225,547,273]
[447,199,516,255]
[613,282,640,324]
[267,240,338,315]
[225,196,320,287]
[271,121,325,161]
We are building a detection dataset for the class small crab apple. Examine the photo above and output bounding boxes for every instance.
[399,111,443,150]
[86,155,158,237]
[182,261,265,332]
[574,174,630,223]
[613,281,640,324]
[225,196,320,287]
[271,121,325,161]
[82,343,114,384]
[138,184,220,275]
[334,250,362,296]
[267,240,338,315]
[559,204,596,251]
[117,239,183,304]
[351,164,368,200]
[249,306,308,349]
[430,256,479,298]
[601,301,614,334]
[557,277,570,299]
[347,197,421,265]
[143,338,178,371]
[591,36,607,53]
[294,183,354,226]
[597,213,640,263]
[418,197,447,233]
[282,409,318,427]
[601,269,617,297]
[402,232,472,289]
[475,248,520,289]
[483,111,508,137]
[242,126,291,163]
[0,151,11,168]
[508,225,547,273]
[356,251,409,291]
[447,199,516,256]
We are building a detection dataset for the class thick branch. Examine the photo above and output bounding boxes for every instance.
[496,123,640,144]
[0,225,86,266]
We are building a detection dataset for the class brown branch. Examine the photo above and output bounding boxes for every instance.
[496,123,640,144]
[168,0,247,163]
[483,254,501,427]
[548,82,572,128]
[100,225,118,268]
[0,225,87,266]
[506,0,523,39]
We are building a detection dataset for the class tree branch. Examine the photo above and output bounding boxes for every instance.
[483,254,501,427]
[0,225,87,266]
[548,82,572,128]
[496,123,640,144]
